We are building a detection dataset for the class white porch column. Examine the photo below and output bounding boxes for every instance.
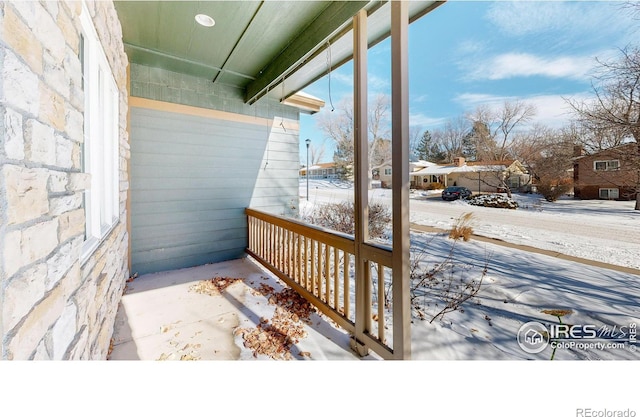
[391,0,411,359]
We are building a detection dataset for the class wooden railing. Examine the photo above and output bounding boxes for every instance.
[246,208,398,359]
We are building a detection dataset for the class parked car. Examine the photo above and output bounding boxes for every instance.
[441,186,472,201]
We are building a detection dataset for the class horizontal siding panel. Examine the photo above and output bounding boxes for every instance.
[133,247,246,276]
[130,105,299,275]
[132,209,246,229]
[132,225,247,252]
[133,237,247,265]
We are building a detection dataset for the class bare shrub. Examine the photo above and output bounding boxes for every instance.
[427,182,445,190]
[448,212,474,241]
[536,179,573,202]
[307,201,391,238]
[410,240,488,323]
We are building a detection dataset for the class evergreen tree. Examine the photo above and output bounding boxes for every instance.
[415,130,432,160]
[415,130,446,162]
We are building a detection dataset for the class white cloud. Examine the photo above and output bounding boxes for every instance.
[369,74,390,92]
[454,91,593,128]
[409,112,448,128]
[485,1,633,39]
[331,72,353,85]
[469,52,594,81]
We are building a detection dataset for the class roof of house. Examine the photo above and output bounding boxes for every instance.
[573,142,638,160]
[300,162,337,172]
[410,160,512,176]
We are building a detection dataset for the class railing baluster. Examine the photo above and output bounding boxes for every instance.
[296,234,302,284]
[344,252,350,319]
[378,263,385,343]
[325,244,330,303]
[287,229,292,277]
[304,236,309,290]
[334,247,339,309]
[316,242,322,298]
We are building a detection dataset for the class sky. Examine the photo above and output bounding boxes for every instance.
[298,1,639,164]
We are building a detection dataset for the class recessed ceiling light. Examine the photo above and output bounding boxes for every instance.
[195,14,215,27]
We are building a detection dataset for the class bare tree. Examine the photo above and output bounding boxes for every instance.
[567,46,640,209]
[467,100,537,162]
[315,93,392,186]
[569,47,639,141]
[309,141,327,165]
[524,127,575,201]
[409,125,424,160]
[432,116,469,163]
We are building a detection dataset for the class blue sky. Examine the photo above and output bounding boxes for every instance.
[298,1,638,163]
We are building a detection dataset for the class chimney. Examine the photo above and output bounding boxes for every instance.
[453,156,465,167]
[573,145,585,157]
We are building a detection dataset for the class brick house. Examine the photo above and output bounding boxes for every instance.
[573,143,639,200]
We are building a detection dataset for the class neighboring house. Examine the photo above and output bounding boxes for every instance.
[300,162,340,179]
[410,157,531,193]
[373,163,393,187]
[573,143,638,200]
[381,160,435,189]
[1,0,442,360]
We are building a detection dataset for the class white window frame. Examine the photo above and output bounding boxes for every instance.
[599,188,619,199]
[80,4,120,261]
[594,160,619,171]
[384,168,392,176]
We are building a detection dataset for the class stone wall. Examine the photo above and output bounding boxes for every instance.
[0,0,129,359]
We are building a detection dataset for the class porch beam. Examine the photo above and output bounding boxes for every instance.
[391,0,411,360]
[244,1,368,104]
[351,8,370,357]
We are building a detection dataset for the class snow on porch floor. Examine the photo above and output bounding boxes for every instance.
[109,257,372,361]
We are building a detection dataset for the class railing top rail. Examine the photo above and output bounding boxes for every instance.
[246,207,357,254]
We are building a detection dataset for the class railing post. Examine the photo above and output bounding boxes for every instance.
[351,8,370,357]
[391,0,411,360]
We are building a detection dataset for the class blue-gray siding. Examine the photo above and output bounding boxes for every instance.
[130,106,299,275]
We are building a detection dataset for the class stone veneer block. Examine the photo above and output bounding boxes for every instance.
[25,118,56,165]
[2,164,50,225]
[58,208,85,242]
[2,107,25,160]
[39,84,66,132]
[1,49,41,116]
[2,263,48,332]
[52,302,78,359]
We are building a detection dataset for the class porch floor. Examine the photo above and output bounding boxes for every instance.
[109,257,371,360]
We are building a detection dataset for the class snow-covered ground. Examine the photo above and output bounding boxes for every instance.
[300,179,640,269]
[297,179,640,361]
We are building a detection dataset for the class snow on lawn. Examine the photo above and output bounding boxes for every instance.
[301,179,640,270]
[297,180,639,360]
[408,230,638,360]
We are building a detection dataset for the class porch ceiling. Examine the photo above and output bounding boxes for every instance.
[114,1,444,104]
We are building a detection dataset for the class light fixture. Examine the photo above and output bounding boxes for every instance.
[195,14,215,27]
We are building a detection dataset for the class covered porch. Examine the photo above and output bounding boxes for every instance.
[118,0,445,360]
[110,257,369,360]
